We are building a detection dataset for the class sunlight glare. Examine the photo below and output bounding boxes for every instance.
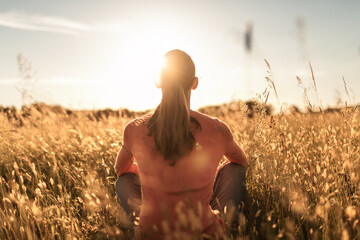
[110,24,195,110]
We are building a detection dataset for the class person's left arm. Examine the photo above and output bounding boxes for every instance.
[219,120,249,168]
[114,123,139,177]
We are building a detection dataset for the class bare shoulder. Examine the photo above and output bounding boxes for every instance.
[190,110,232,136]
[190,110,218,122]
[124,112,152,133]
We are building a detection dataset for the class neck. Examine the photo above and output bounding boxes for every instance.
[185,90,191,110]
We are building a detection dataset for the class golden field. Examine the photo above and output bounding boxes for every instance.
[0,102,359,239]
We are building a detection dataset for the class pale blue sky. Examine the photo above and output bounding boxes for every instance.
[0,0,359,110]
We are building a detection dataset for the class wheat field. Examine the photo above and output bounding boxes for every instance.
[0,100,359,239]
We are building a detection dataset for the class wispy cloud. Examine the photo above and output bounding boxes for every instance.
[0,77,99,85]
[0,12,126,35]
[296,69,328,77]
[0,78,18,84]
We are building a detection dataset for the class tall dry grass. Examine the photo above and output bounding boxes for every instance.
[1,72,359,239]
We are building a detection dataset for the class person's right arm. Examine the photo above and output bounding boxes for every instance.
[114,122,139,177]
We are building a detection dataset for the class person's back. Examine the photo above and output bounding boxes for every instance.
[115,49,248,239]
[125,110,240,235]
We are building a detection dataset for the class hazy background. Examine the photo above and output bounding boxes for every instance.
[1,0,359,111]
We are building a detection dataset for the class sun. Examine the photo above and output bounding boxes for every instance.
[104,22,200,111]
[109,28,184,110]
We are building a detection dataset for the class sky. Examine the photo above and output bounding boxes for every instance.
[0,0,359,111]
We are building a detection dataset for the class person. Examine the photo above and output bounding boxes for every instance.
[114,49,248,239]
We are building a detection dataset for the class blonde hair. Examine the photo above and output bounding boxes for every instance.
[147,50,200,166]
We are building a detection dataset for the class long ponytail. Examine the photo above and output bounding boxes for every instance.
[147,50,200,166]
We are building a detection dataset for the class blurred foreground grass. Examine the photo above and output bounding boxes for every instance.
[0,102,359,239]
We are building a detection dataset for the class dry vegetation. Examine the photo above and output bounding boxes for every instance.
[0,99,359,239]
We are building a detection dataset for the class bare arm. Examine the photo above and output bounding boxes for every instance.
[224,139,249,168]
[219,120,249,168]
[114,123,139,177]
